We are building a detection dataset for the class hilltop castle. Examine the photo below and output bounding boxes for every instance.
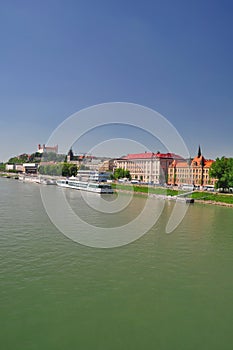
[37,144,58,154]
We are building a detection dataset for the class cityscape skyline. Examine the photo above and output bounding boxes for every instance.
[1,1,233,162]
[2,141,218,163]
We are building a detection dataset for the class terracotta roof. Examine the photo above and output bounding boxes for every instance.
[204,159,214,167]
[122,152,182,160]
[175,162,189,168]
[169,157,215,169]
[191,155,206,166]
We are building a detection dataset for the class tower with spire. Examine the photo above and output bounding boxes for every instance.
[167,144,216,188]
[197,145,201,158]
[67,148,74,162]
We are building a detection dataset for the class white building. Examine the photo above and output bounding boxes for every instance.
[5,163,38,173]
[37,144,58,154]
[114,152,182,184]
[5,164,15,171]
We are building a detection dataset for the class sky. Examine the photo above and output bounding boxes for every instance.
[0,0,233,162]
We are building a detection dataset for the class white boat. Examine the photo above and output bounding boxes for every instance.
[56,178,114,194]
[18,175,40,184]
[39,178,57,185]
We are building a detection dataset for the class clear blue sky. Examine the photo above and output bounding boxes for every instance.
[0,0,233,161]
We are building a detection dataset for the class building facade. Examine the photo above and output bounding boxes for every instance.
[98,159,115,172]
[114,152,182,184]
[37,144,58,154]
[168,147,215,187]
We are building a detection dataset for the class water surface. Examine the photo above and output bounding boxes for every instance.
[0,178,233,350]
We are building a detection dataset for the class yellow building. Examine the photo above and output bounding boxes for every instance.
[168,147,215,187]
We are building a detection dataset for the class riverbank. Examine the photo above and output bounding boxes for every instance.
[191,191,233,207]
[112,183,233,207]
[1,174,233,207]
[0,172,18,179]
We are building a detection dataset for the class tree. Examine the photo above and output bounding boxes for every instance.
[0,163,5,171]
[62,163,70,177]
[209,157,233,191]
[28,152,42,163]
[39,164,63,176]
[39,163,77,177]
[8,154,29,164]
[113,168,131,180]
[69,164,78,177]
[62,163,77,177]
[125,170,132,180]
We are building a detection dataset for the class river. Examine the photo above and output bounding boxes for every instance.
[0,178,233,350]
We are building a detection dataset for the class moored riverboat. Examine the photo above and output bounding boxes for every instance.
[56,177,113,194]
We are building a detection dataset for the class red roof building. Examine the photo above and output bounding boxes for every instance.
[114,152,183,184]
[168,146,215,187]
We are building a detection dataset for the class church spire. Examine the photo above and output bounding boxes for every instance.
[197,145,201,158]
[68,148,74,161]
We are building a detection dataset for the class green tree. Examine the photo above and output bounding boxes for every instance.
[62,163,70,177]
[28,152,42,163]
[8,154,29,164]
[62,163,77,177]
[39,164,63,176]
[69,164,78,176]
[113,168,131,180]
[0,163,6,171]
[209,157,233,191]
[125,170,132,180]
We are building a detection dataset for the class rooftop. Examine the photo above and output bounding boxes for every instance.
[122,152,183,160]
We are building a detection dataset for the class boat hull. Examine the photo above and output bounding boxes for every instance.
[56,179,113,194]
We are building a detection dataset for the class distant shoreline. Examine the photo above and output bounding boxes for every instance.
[115,189,233,207]
[113,184,233,207]
[1,173,233,207]
[194,199,233,208]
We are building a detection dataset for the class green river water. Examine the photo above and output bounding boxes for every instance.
[0,178,233,350]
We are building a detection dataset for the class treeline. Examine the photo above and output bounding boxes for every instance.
[210,157,233,191]
[8,152,66,164]
[8,154,30,164]
[39,163,77,177]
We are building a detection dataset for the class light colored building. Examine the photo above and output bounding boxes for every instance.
[5,164,15,171]
[168,147,215,187]
[98,159,115,172]
[6,163,39,174]
[37,144,58,154]
[22,163,38,174]
[15,164,24,172]
[114,152,182,184]
[67,149,114,172]
[5,163,34,173]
